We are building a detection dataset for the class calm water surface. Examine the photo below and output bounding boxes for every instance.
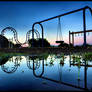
[0,53,92,91]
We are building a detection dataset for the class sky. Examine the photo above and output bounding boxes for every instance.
[0,1,92,46]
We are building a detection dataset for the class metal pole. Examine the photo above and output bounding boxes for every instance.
[83,9,86,47]
[38,6,89,23]
[41,24,44,47]
[32,24,35,47]
[32,23,44,47]
[84,60,87,89]
[69,31,71,46]
[42,28,44,47]
[73,33,74,46]
[33,58,44,77]
[32,30,34,47]
[72,33,74,46]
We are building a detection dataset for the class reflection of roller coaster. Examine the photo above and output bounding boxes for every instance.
[33,58,44,77]
[1,57,19,74]
[1,27,40,45]
[26,56,40,70]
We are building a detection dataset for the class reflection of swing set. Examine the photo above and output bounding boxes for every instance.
[69,55,92,67]
[26,56,40,70]
[1,57,19,74]
[32,6,92,47]
[69,54,89,90]
[32,58,88,91]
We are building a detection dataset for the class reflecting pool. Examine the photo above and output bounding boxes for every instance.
[0,53,92,91]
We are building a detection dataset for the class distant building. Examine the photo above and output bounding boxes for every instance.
[0,35,9,48]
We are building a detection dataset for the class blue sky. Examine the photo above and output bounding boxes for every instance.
[0,1,92,45]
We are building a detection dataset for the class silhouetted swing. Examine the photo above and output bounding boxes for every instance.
[56,17,64,44]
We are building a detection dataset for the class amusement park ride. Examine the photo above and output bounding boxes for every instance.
[31,6,92,47]
[1,27,40,46]
[0,6,92,47]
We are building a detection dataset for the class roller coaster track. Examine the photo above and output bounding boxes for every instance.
[1,27,40,45]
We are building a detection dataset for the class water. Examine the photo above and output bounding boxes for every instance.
[0,53,92,91]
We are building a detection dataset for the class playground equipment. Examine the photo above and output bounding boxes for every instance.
[69,30,92,46]
[31,6,92,47]
[56,17,64,44]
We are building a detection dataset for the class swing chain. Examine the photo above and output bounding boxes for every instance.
[56,17,63,43]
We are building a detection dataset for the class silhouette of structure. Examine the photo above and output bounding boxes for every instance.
[26,29,40,43]
[56,17,64,44]
[33,58,44,77]
[1,27,21,44]
[0,56,10,65]
[69,30,92,46]
[0,35,9,48]
[32,6,92,47]
[26,56,40,70]
[1,6,92,48]
[1,27,40,46]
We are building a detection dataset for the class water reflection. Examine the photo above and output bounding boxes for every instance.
[32,54,88,91]
[0,56,10,65]
[26,56,41,70]
[1,56,20,74]
[69,54,88,90]
[0,53,91,91]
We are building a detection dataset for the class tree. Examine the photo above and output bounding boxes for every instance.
[28,39,38,47]
[0,35,9,48]
[14,44,21,48]
[37,38,50,47]
[28,38,51,47]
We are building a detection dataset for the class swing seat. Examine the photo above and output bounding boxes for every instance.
[56,40,64,44]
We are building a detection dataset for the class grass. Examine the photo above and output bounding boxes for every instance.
[0,51,92,61]
[0,52,27,58]
[82,52,92,61]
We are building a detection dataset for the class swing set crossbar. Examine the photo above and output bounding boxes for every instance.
[70,30,92,34]
[38,6,91,23]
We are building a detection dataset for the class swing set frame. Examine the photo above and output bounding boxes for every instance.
[69,30,92,46]
[31,6,92,47]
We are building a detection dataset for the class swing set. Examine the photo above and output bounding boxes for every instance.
[31,6,92,47]
[69,30,92,46]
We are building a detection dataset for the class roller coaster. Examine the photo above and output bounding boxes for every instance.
[1,26,40,45]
